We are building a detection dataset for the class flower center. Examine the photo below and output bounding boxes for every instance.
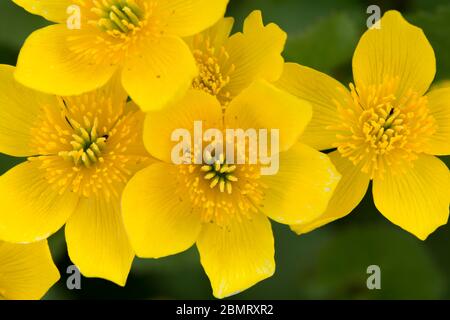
[68,0,157,65]
[201,151,238,194]
[59,116,107,168]
[176,147,265,227]
[29,95,148,199]
[192,36,235,106]
[89,0,145,37]
[333,78,436,178]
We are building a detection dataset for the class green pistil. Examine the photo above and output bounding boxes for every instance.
[92,0,143,34]
[59,117,107,168]
[202,153,238,194]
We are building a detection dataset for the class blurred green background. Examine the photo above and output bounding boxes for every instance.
[1,0,449,299]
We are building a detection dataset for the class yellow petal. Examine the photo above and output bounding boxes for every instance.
[0,160,79,243]
[13,0,72,23]
[122,102,151,158]
[95,71,129,108]
[224,10,287,100]
[15,25,118,96]
[291,151,370,235]
[260,143,340,225]
[373,154,450,240]
[0,240,60,300]
[122,36,197,112]
[144,89,222,162]
[225,80,312,152]
[157,0,229,37]
[424,88,450,155]
[276,63,351,150]
[65,197,134,286]
[353,10,436,98]
[122,163,202,258]
[186,17,235,50]
[197,213,274,298]
[0,64,59,157]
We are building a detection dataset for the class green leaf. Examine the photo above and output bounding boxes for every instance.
[0,1,49,50]
[227,0,364,33]
[284,12,360,74]
[304,224,445,299]
[0,154,24,174]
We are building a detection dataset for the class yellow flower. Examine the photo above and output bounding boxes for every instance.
[187,10,286,106]
[0,64,150,285]
[12,0,229,111]
[0,240,59,300]
[121,81,341,298]
[276,11,450,240]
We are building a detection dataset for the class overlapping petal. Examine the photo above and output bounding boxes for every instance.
[15,25,119,96]
[225,80,312,152]
[276,63,351,150]
[186,17,235,51]
[223,10,287,100]
[143,89,222,162]
[0,64,59,157]
[157,0,229,37]
[122,36,198,112]
[122,163,202,258]
[291,151,370,235]
[260,143,340,225]
[425,88,450,155]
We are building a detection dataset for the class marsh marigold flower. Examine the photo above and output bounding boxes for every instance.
[188,10,286,106]
[276,11,450,240]
[121,81,341,298]
[12,0,229,111]
[0,240,59,300]
[0,65,149,285]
